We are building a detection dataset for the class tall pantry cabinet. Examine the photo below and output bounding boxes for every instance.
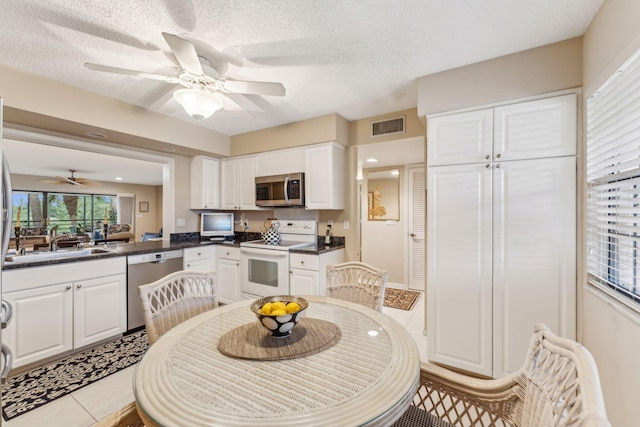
[426,93,577,378]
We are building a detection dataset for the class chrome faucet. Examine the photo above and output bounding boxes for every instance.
[49,225,62,252]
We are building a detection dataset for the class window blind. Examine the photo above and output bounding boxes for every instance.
[587,48,640,307]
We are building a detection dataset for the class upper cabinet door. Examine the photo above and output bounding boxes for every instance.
[427,109,493,166]
[494,93,577,161]
[191,156,220,210]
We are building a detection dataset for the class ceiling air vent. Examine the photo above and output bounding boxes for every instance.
[371,116,405,137]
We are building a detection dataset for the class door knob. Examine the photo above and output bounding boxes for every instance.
[410,233,416,237]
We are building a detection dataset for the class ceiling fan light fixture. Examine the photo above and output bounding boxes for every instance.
[173,88,224,121]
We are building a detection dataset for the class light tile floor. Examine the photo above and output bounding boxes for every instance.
[5,290,427,427]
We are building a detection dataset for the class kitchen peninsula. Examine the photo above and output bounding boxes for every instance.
[1,234,345,373]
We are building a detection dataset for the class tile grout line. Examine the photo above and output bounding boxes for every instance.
[70,394,99,425]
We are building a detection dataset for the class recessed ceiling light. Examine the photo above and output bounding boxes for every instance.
[163,147,177,152]
[115,177,123,181]
[366,158,378,163]
[86,131,106,139]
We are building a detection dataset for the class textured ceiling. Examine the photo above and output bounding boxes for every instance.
[2,0,603,137]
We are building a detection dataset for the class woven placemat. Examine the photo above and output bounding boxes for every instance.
[217,317,341,361]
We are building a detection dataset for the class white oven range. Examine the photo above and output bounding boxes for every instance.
[240,220,317,299]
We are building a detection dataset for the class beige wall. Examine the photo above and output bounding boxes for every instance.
[11,174,159,242]
[361,168,406,283]
[231,113,349,156]
[417,37,583,116]
[349,108,425,146]
[582,1,640,426]
[173,155,200,233]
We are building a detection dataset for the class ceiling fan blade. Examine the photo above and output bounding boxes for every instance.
[38,178,65,185]
[85,63,180,83]
[162,32,204,75]
[55,176,86,187]
[75,178,101,187]
[221,79,286,97]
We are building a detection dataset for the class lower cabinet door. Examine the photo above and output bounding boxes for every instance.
[74,274,127,348]
[218,258,240,303]
[290,268,319,295]
[4,283,73,368]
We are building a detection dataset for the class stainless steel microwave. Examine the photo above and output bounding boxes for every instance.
[255,172,305,207]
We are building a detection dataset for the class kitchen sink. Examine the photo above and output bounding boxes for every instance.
[5,248,112,264]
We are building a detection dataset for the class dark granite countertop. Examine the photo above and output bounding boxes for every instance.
[2,233,345,270]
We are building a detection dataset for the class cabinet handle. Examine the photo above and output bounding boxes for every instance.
[485,164,491,168]
[0,344,13,385]
[301,261,305,265]
[485,155,490,160]
[496,164,501,168]
[496,153,501,158]
[186,263,191,268]
[66,285,72,290]
[77,284,82,289]
[1,300,13,329]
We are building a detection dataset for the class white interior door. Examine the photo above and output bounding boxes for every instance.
[407,165,425,290]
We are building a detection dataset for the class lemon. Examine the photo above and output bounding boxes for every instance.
[271,309,287,316]
[260,302,273,315]
[271,301,287,311]
[285,302,301,313]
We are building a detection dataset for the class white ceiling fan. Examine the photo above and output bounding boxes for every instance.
[85,32,286,121]
[38,170,101,187]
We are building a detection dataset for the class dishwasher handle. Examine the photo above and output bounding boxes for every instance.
[150,259,167,264]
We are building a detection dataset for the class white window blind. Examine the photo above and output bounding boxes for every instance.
[587,48,640,307]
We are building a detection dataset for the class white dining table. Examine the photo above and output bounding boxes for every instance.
[133,295,420,426]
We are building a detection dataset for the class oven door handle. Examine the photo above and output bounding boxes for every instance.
[240,247,289,258]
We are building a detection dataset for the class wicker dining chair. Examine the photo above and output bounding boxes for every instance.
[393,324,611,427]
[326,261,388,311]
[138,270,218,345]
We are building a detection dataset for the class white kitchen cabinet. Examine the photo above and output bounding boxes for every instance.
[221,155,258,210]
[304,142,346,210]
[217,247,241,304]
[3,283,73,368]
[257,147,306,177]
[191,156,220,209]
[3,257,127,369]
[184,246,216,272]
[426,93,577,378]
[427,93,577,166]
[74,273,127,348]
[290,249,345,296]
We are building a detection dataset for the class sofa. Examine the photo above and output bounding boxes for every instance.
[104,223,135,242]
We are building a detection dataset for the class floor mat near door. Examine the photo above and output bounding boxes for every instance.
[2,330,149,421]
[383,288,422,311]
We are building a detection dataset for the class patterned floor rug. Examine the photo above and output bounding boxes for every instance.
[2,330,149,421]
[384,288,422,311]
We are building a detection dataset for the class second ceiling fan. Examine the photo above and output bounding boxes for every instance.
[38,170,101,187]
[85,32,286,121]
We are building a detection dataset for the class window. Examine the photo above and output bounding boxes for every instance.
[12,191,117,237]
[586,48,640,309]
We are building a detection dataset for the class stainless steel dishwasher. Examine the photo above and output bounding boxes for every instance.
[127,249,183,331]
